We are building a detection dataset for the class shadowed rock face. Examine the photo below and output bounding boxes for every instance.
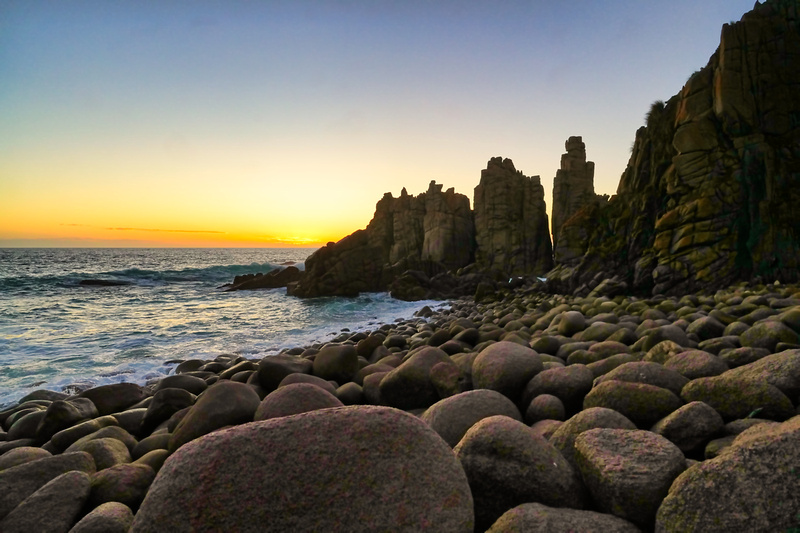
[290,181,474,298]
[552,136,599,256]
[474,157,553,277]
[292,158,554,298]
[547,0,800,296]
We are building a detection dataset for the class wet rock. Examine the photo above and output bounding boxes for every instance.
[256,354,313,393]
[78,383,147,416]
[139,388,196,435]
[154,375,208,396]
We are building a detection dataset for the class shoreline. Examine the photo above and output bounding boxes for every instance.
[1,280,799,531]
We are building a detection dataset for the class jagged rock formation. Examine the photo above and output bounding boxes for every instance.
[222,266,302,291]
[552,137,598,254]
[547,0,800,296]
[289,181,475,298]
[474,157,553,276]
[291,158,554,299]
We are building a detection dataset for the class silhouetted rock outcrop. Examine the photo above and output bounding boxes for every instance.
[547,0,800,296]
[290,158,554,300]
[474,157,553,277]
[289,181,475,298]
[222,266,302,291]
[552,136,599,255]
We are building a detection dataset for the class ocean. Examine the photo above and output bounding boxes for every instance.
[0,248,445,408]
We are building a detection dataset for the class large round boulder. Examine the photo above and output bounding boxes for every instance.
[656,415,800,532]
[168,381,261,453]
[472,342,542,403]
[420,389,522,447]
[583,380,683,428]
[575,428,685,529]
[131,406,474,532]
[593,361,689,396]
[521,364,593,416]
[253,382,343,421]
[548,407,636,470]
[378,347,454,410]
[454,415,586,531]
[311,344,359,384]
[680,375,795,421]
[487,502,641,532]
[650,401,725,454]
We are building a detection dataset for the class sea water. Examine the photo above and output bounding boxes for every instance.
[0,248,445,408]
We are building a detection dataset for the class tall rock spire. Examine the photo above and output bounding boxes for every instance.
[473,157,553,276]
[552,136,597,253]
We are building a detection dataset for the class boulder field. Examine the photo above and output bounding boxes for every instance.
[2,281,800,531]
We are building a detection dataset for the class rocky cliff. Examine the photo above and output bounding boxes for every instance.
[551,136,599,255]
[290,159,553,299]
[474,157,553,276]
[289,181,474,298]
[547,0,800,296]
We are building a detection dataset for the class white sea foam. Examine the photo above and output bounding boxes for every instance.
[0,248,445,408]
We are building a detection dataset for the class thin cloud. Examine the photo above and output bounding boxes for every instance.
[104,227,226,234]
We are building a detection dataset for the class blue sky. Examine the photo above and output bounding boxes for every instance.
[0,0,757,246]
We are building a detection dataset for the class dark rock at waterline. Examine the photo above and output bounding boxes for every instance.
[223,266,303,291]
[79,279,132,287]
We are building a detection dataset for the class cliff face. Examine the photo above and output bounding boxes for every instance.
[474,157,553,277]
[548,0,800,296]
[290,181,474,298]
[291,158,553,298]
[551,136,598,255]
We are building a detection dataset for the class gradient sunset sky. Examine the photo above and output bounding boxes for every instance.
[1,0,756,248]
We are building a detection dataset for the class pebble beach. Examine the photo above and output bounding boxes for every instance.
[1,280,799,532]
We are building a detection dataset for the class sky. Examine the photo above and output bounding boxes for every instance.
[0,0,757,248]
